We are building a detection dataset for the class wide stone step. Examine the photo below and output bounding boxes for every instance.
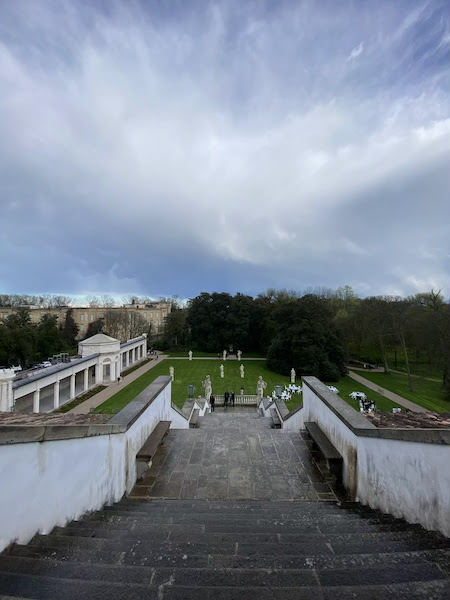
[0,572,447,600]
[83,508,401,527]
[65,517,423,536]
[8,543,449,573]
[48,526,444,547]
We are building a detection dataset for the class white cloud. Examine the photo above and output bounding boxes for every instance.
[0,0,448,298]
[346,41,364,62]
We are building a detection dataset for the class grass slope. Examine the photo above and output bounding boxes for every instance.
[326,376,399,413]
[355,371,449,413]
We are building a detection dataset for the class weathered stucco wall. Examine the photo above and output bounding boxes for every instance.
[0,376,190,552]
[356,436,450,536]
[302,377,450,537]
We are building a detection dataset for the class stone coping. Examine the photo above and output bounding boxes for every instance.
[302,376,450,445]
[283,403,303,420]
[120,335,146,349]
[12,354,100,390]
[274,399,290,420]
[0,376,172,445]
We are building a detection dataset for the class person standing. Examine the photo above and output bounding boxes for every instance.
[224,390,229,407]
[210,394,215,412]
[231,390,235,406]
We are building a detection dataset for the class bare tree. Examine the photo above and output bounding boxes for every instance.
[127,312,147,339]
[86,296,101,307]
[100,294,116,308]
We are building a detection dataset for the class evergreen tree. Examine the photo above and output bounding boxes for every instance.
[61,308,79,347]
[36,314,62,360]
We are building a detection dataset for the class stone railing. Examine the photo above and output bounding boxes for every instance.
[212,394,259,405]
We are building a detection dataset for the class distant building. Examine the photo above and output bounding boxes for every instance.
[0,299,171,340]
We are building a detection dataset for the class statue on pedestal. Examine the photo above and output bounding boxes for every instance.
[169,366,174,381]
[240,364,245,378]
[202,375,212,401]
[188,350,193,361]
[237,350,242,361]
[220,364,224,378]
[256,375,267,401]
[223,349,227,361]
[290,368,296,384]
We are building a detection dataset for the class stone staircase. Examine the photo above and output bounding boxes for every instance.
[0,498,449,599]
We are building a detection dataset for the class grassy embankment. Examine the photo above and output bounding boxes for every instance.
[354,371,449,413]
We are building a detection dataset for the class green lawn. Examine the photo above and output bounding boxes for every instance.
[352,347,443,379]
[355,371,449,413]
[94,359,405,415]
[95,360,294,413]
[326,376,399,413]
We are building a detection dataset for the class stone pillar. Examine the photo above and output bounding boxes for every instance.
[95,364,102,385]
[53,380,60,410]
[33,389,40,413]
[142,333,148,357]
[70,373,76,399]
[83,368,89,391]
[110,360,116,382]
[0,369,15,412]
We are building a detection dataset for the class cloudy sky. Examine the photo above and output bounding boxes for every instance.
[1,0,449,300]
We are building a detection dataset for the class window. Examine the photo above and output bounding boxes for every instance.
[150,312,153,318]
[80,324,86,332]
[90,314,94,321]
[143,312,147,318]
[99,313,104,318]
[80,314,85,322]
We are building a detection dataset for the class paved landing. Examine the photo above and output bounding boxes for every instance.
[131,408,338,501]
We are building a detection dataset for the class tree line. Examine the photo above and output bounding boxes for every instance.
[161,287,450,396]
[0,308,79,367]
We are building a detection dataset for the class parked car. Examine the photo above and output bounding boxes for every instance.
[40,361,53,368]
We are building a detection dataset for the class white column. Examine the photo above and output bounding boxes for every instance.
[83,368,89,391]
[143,333,148,357]
[0,369,15,412]
[110,361,116,382]
[33,389,40,413]
[70,373,76,399]
[129,349,133,364]
[53,380,60,410]
[95,362,102,384]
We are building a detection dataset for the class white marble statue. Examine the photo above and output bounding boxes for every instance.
[169,366,174,381]
[240,364,245,378]
[223,349,227,361]
[220,364,224,378]
[237,350,242,361]
[202,375,212,401]
[290,368,296,384]
[256,375,267,400]
[188,350,193,361]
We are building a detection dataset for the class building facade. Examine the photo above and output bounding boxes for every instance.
[0,300,171,339]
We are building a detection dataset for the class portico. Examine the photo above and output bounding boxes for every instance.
[5,333,148,413]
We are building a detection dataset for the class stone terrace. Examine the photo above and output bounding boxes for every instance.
[131,407,338,501]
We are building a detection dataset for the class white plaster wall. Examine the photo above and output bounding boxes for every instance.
[356,436,450,537]
[282,408,305,430]
[303,383,450,537]
[0,379,190,552]
[0,433,126,553]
